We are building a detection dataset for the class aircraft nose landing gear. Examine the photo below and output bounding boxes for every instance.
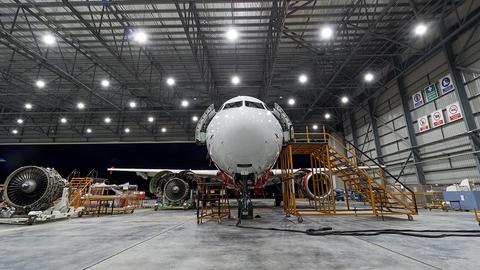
[235,174,254,226]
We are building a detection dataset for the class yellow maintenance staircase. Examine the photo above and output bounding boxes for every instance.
[67,169,98,208]
[280,127,417,221]
[69,177,94,208]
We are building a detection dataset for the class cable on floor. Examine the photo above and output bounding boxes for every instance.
[232,224,480,238]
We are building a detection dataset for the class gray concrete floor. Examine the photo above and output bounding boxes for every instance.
[0,200,479,270]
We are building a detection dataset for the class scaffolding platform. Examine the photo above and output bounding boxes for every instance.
[196,181,231,224]
[280,127,417,222]
[81,194,137,216]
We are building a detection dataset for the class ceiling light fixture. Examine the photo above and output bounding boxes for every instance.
[16,118,24,124]
[299,74,308,84]
[288,98,295,106]
[320,26,334,40]
[414,23,428,36]
[364,72,374,82]
[25,103,33,110]
[101,79,110,88]
[60,117,67,124]
[341,96,349,104]
[161,127,167,133]
[43,33,56,45]
[36,80,46,88]
[231,75,240,85]
[129,101,137,108]
[133,31,148,43]
[76,102,85,110]
[166,77,175,86]
[181,100,189,107]
[324,113,331,119]
[148,116,155,123]
[104,117,111,124]
[226,27,239,41]
[192,115,199,122]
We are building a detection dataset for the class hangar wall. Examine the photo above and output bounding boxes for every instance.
[342,17,480,186]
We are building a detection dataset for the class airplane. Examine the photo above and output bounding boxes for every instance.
[108,96,329,222]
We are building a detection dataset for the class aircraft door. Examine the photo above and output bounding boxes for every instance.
[272,103,294,143]
[195,104,216,145]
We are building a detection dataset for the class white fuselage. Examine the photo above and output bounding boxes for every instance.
[206,97,283,180]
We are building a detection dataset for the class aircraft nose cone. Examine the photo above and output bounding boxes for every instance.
[207,108,282,175]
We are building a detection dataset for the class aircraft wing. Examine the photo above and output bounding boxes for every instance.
[266,165,384,187]
[107,168,218,180]
[270,165,384,176]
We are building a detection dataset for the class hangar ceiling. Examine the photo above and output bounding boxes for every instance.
[0,0,473,143]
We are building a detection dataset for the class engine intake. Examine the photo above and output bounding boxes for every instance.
[3,166,67,213]
[295,170,331,200]
[150,170,196,206]
[163,178,189,202]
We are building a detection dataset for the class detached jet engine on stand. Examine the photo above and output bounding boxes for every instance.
[0,166,79,224]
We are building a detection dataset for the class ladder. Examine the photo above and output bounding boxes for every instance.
[69,177,94,208]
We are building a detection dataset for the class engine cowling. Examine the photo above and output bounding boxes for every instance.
[148,170,174,194]
[3,166,67,213]
[295,170,331,200]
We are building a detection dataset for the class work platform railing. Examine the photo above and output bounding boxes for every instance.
[69,178,94,208]
[280,127,417,222]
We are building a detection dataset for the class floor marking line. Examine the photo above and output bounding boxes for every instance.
[82,221,188,270]
[351,236,442,270]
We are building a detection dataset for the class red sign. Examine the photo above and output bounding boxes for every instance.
[418,116,430,132]
[431,110,445,128]
[446,102,463,122]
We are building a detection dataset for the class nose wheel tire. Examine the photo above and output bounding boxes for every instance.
[237,201,243,225]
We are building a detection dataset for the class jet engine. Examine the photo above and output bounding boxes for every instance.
[3,166,67,214]
[164,178,190,203]
[150,170,197,209]
[294,170,331,200]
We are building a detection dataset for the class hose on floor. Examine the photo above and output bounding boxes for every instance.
[233,225,480,238]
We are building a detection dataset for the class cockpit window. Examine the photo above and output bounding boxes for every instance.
[245,101,265,109]
[222,101,243,110]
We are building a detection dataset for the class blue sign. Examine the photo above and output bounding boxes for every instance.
[439,74,455,95]
[412,91,424,108]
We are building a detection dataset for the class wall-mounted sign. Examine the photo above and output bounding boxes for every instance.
[439,74,455,95]
[412,91,424,108]
[418,115,430,132]
[431,110,445,128]
[424,83,438,103]
[446,102,463,122]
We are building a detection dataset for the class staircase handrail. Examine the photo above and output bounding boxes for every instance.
[328,133,417,213]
